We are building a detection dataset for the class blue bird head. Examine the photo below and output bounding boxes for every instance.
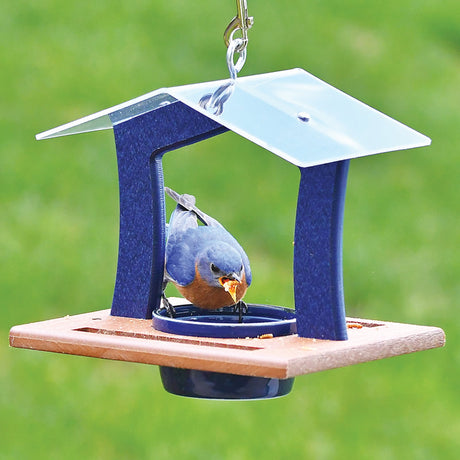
[196,242,245,302]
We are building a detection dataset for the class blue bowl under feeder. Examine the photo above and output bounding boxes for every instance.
[9,68,445,400]
[159,366,295,400]
[154,304,296,399]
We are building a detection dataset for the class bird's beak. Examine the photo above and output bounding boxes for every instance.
[219,275,241,304]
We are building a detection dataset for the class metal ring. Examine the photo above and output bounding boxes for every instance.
[227,38,247,79]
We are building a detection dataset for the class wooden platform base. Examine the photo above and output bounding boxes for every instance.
[9,308,445,379]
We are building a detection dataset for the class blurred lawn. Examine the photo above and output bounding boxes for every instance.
[1,0,459,458]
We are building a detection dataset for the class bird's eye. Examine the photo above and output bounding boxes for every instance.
[210,263,220,274]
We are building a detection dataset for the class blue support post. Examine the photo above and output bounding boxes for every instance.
[110,101,227,318]
[294,160,350,340]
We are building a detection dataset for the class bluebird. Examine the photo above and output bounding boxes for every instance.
[162,187,251,320]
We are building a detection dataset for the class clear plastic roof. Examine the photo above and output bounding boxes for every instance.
[37,68,430,167]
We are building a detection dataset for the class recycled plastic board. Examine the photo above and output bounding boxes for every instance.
[9,307,445,379]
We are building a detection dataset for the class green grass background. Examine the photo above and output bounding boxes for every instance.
[1,0,458,458]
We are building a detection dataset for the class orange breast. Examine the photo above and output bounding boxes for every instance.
[175,268,248,310]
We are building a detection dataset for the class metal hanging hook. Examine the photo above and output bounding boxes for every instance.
[223,0,254,52]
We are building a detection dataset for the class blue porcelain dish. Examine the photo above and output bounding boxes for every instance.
[153,303,296,399]
[152,303,296,338]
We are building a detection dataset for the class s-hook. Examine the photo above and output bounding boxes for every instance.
[200,0,254,113]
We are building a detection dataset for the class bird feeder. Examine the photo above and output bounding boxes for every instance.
[9,67,445,399]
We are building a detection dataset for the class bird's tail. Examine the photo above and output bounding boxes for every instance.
[165,187,196,210]
[165,187,222,228]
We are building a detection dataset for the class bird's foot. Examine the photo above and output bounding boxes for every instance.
[232,301,248,323]
[159,295,176,318]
